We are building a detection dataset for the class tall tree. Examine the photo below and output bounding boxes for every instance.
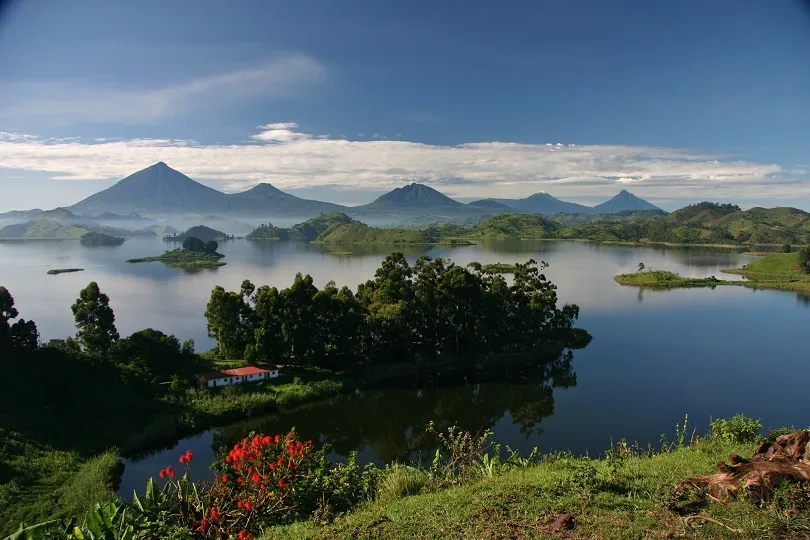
[182,236,205,251]
[205,284,254,358]
[71,282,119,356]
[0,286,19,352]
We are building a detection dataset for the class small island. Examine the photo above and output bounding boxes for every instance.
[80,232,125,246]
[128,237,226,269]
[614,251,810,295]
[480,263,519,274]
[46,268,85,275]
[164,225,229,243]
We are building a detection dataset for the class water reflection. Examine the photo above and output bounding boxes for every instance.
[117,350,577,496]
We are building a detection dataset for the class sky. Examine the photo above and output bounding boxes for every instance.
[1,0,810,212]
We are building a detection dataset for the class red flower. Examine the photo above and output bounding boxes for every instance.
[165,466,176,479]
[197,517,208,532]
[179,450,193,464]
[159,469,167,479]
[238,531,253,540]
[220,475,229,483]
[278,478,289,488]
[243,500,254,510]
[251,473,261,484]
[237,501,244,509]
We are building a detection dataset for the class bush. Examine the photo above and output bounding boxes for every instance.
[377,465,430,503]
[800,246,810,273]
[710,414,763,443]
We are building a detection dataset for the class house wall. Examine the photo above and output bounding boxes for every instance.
[203,370,277,388]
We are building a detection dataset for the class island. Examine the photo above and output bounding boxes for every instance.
[614,251,810,295]
[46,268,85,275]
[80,232,125,246]
[164,225,229,243]
[128,236,225,268]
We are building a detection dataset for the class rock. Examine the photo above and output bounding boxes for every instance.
[677,431,810,502]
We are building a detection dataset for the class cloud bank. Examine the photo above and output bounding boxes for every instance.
[0,124,799,202]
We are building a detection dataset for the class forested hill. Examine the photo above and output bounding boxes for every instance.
[245,204,810,246]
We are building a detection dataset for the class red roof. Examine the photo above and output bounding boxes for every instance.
[195,366,276,380]
[222,366,272,376]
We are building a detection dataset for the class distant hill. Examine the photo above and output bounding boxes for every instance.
[71,162,229,215]
[591,190,662,214]
[350,183,491,224]
[468,199,515,211]
[227,183,345,217]
[470,213,561,239]
[492,192,591,215]
[0,219,88,239]
[247,212,361,242]
[164,225,228,243]
[80,232,125,246]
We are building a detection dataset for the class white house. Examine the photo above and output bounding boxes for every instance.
[195,366,279,388]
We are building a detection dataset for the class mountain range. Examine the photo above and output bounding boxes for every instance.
[15,162,663,225]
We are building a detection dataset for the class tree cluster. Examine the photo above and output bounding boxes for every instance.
[205,253,589,370]
[0,286,39,354]
[182,236,219,253]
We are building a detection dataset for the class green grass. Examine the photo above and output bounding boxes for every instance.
[46,268,84,275]
[614,270,725,289]
[262,438,810,539]
[127,248,226,269]
[616,254,810,296]
[0,430,119,534]
[480,263,519,274]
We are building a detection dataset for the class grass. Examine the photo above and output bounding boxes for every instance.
[614,270,725,289]
[616,254,810,296]
[0,429,119,534]
[262,438,810,539]
[127,248,226,269]
[46,268,84,275]
[481,263,519,274]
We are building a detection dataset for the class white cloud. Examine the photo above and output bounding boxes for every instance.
[0,124,801,202]
[0,55,324,125]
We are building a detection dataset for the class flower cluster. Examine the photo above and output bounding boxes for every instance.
[150,431,320,538]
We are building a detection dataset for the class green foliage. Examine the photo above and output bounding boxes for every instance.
[71,282,118,357]
[782,244,792,253]
[79,233,124,247]
[710,414,763,444]
[800,246,810,273]
[181,236,205,251]
[206,253,588,371]
[0,287,38,354]
[166,225,226,243]
[203,240,218,253]
[377,465,430,503]
[615,270,723,289]
[127,249,225,269]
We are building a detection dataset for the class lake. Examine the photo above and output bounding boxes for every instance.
[2,237,808,497]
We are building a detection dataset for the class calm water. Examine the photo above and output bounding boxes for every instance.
[1,238,808,497]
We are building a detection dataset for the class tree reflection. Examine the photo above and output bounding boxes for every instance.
[213,349,578,465]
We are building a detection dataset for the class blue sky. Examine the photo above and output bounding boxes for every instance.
[1,0,809,212]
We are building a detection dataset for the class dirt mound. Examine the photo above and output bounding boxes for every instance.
[677,431,810,502]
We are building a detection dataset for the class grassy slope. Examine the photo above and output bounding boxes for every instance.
[0,219,88,239]
[264,439,804,540]
[0,429,119,533]
[127,249,226,268]
[315,223,436,244]
[470,214,560,239]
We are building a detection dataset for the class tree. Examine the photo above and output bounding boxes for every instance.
[800,246,810,273]
[182,236,205,251]
[10,319,38,351]
[637,262,645,273]
[782,244,792,254]
[71,282,119,356]
[0,286,18,350]
[205,285,253,358]
[204,240,219,253]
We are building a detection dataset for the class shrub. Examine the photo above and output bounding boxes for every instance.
[710,414,763,443]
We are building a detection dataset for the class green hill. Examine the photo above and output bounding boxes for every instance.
[470,213,561,239]
[314,222,438,244]
[80,232,125,246]
[0,219,89,239]
[247,213,362,242]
